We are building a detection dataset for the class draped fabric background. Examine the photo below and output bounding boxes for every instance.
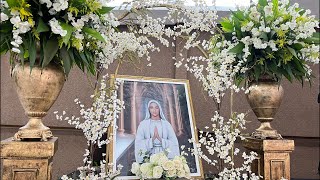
[115,80,199,176]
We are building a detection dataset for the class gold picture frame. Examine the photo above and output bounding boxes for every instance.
[107,75,204,179]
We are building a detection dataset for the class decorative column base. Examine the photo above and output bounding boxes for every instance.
[243,137,294,180]
[1,137,58,180]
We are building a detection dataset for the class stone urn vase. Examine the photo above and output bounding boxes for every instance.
[12,62,65,141]
[246,78,283,139]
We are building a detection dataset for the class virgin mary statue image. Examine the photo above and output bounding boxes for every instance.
[135,99,180,163]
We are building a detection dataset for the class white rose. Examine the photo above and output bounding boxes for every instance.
[140,163,153,178]
[150,153,167,165]
[183,163,190,174]
[177,170,186,178]
[166,169,176,177]
[131,162,140,174]
[158,155,169,166]
[152,166,163,178]
[162,160,175,171]
[172,158,183,170]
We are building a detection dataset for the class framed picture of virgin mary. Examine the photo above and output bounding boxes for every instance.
[109,75,203,179]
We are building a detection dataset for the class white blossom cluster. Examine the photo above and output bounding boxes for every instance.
[50,1,264,179]
[1,0,34,55]
[55,75,124,178]
[185,0,319,103]
[130,1,218,50]
[39,0,68,15]
[217,151,261,180]
[91,0,218,74]
[55,76,124,148]
[238,0,319,64]
[189,112,260,179]
[49,18,67,37]
[9,16,33,53]
[0,0,8,22]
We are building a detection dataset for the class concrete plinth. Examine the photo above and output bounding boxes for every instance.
[243,137,294,180]
[0,137,58,180]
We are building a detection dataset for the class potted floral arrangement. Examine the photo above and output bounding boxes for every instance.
[131,151,191,180]
[0,0,113,141]
[208,0,319,138]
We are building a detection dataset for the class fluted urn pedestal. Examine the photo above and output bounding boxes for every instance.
[12,63,65,141]
[246,79,283,139]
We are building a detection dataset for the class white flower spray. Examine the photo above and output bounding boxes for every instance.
[55,75,124,179]
[53,1,262,179]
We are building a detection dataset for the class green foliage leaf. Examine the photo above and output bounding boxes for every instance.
[254,66,262,81]
[70,0,86,7]
[259,32,268,41]
[59,46,72,76]
[23,50,29,58]
[258,0,268,7]
[220,19,234,32]
[292,57,306,73]
[0,21,13,33]
[36,18,50,33]
[235,76,245,86]
[287,46,298,59]
[82,27,106,42]
[223,32,233,41]
[270,30,276,39]
[60,22,75,45]
[284,65,294,82]
[6,0,19,7]
[98,6,114,14]
[42,38,59,67]
[0,34,11,55]
[292,43,303,50]
[272,0,279,16]
[299,9,306,16]
[68,49,75,67]
[18,46,25,64]
[79,51,89,65]
[231,10,245,21]
[303,32,320,44]
[73,50,85,71]
[28,35,36,70]
[228,42,245,54]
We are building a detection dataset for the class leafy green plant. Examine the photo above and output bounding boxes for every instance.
[212,0,319,85]
[0,0,113,76]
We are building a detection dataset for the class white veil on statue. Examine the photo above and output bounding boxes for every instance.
[143,99,167,121]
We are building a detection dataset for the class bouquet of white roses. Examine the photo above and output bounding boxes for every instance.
[131,152,191,180]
